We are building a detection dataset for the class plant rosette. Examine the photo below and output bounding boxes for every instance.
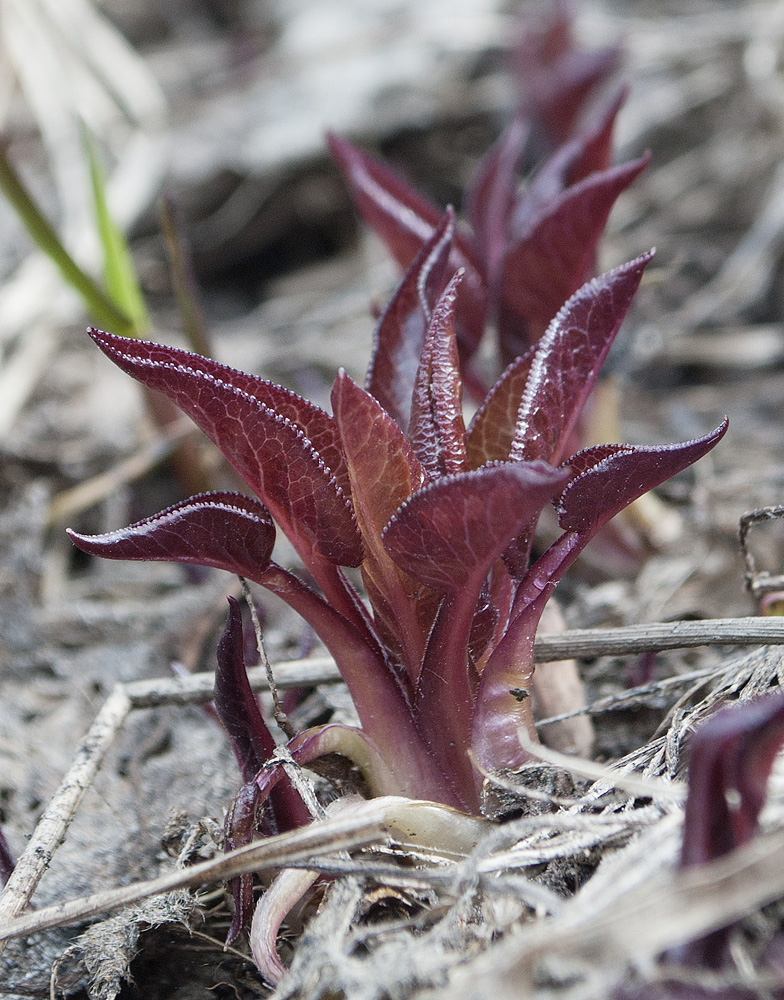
[68,222,726,973]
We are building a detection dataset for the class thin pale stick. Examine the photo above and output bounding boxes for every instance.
[47,418,196,526]
[0,685,133,955]
[535,658,742,730]
[534,617,784,660]
[4,616,781,952]
[266,746,326,820]
[0,807,390,943]
[125,656,341,708]
[124,617,784,710]
[240,577,295,739]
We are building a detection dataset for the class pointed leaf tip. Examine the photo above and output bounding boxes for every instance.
[510,250,655,466]
[409,271,469,478]
[500,155,650,354]
[556,418,728,534]
[327,134,487,358]
[67,492,276,581]
[366,209,455,430]
[86,329,363,567]
[215,596,277,783]
[384,461,569,592]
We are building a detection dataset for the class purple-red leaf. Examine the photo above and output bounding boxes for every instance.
[475,421,729,777]
[471,590,543,772]
[513,0,622,148]
[67,492,276,580]
[334,372,426,546]
[384,461,569,593]
[465,349,536,468]
[679,692,784,968]
[499,154,650,357]
[366,210,454,431]
[401,460,567,795]
[327,130,444,259]
[555,421,729,535]
[566,84,629,185]
[469,584,500,666]
[87,330,362,567]
[683,692,784,868]
[465,116,530,286]
[215,596,278,783]
[225,781,260,942]
[509,252,654,466]
[409,273,469,478]
[332,370,437,677]
[217,598,311,944]
[327,131,488,357]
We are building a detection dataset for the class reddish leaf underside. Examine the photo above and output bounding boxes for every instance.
[383,460,569,594]
[87,329,362,567]
[67,492,276,579]
[499,154,650,355]
[465,349,536,468]
[509,251,655,466]
[366,210,455,431]
[332,371,437,677]
[327,131,488,357]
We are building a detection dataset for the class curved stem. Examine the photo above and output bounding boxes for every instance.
[303,555,380,649]
[471,591,547,772]
[414,592,481,811]
[258,723,461,809]
[255,565,452,800]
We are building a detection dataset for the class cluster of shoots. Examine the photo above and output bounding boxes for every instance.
[68,242,726,806]
[0,3,778,990]
[59,0,753,981]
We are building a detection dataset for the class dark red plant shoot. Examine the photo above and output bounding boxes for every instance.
[328,1,642,373]
[65,12,727,961]
[68,229,726,820]
[678,692,784,969]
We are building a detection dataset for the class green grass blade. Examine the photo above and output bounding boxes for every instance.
[85,130,150,336]
[0,139,133,336]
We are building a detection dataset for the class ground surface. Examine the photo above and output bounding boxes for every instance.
[2,1,784,997]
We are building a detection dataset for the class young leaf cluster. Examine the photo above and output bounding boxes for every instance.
[328,3,644,375]
[65,0,728,955]
[67,232,726,818]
